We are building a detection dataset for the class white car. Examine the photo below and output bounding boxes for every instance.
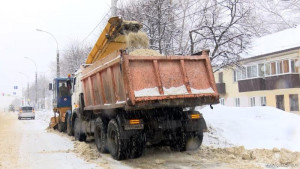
[18,106,35,120]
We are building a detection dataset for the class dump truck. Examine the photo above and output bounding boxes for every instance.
[56,17,219,160]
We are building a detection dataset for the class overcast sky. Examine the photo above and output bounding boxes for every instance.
[0,0,111,98]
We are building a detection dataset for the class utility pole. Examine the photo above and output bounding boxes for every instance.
[36,29,60,77]
[24,57,38,108]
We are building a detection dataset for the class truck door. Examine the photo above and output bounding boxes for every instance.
[57,80,72,108]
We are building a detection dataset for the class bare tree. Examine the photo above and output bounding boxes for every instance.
[118,0,180,55]
[60,40,91,77]
[22,74,52,108]
[189,0,253,71]
[253,0,300,35]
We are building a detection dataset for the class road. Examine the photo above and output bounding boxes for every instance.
[0,111,102,169]
[0,110,299,169]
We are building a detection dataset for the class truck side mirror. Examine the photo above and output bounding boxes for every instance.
[49,83,52,90]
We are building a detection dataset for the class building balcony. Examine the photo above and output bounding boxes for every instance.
[238,78,265,92]
[238,74,300,92]
[216,83,226,94]
[265,74,300,90]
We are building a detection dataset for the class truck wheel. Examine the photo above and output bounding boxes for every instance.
[130,133,145,158]
[170,132,203,151]
[94,118,108,153]
[186,132,203,151]
[107,119,128,160]
[170,132,187,152]
[74,117,86,141]
[58,121,66,132]
[58,113,66,132]
[66,114,73,136]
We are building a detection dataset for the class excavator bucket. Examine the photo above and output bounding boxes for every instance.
[49,116,59,129]
[85,17,143,64]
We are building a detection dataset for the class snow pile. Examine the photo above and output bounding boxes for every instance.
[134,86,215,97]
[129,49,161,56]
[126,31,149,49]
[134,87,160,97]
[73,141,100,161]
[163,85,188,95]
[191,87,214,94]
[199,146,300,167]
[199,105,300,152]
[36,110,53,125]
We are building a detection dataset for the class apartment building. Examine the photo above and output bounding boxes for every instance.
[215,26,300,114]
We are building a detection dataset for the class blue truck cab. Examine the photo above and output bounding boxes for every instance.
[51,77,73,108]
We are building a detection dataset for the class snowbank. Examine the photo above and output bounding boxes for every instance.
[199,105,300,152]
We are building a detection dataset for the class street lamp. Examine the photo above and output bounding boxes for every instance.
[24,57,38,108]
[36,29,60,77]
[19,72,30,105]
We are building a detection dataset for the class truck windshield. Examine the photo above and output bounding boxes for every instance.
[58,81,71,97]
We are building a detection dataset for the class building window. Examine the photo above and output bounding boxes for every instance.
[260,96,266,106]
[283,60,289,73]
[220,98,225,105]
[250,97,255,107]
[246,65,258,78]
[219,72,223,83]
[289,94,299,111]
[233,70,237,82]
[271,62,276,75]
[291,59,298,73]
[258,64,264,77]
[234,59,298,82]
[277,61,283,74]
[265,63,271,76]
[235,98,240,107]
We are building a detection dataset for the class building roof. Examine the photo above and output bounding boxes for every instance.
[242,26,300,58]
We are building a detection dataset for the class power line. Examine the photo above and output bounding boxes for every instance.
[81,12,110,44]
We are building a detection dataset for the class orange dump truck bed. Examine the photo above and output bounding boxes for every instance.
[81,50,219,111]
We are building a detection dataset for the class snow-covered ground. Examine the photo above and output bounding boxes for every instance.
[199,105,300,151]
[1,105,300,169]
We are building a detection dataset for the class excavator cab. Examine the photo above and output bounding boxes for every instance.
[49,77,73,129]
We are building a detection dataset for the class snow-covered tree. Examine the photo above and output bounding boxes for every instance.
[118,0,254,71]
[252,0,300,35]
[189,0,253,71]
[118,0,180,55]
[60,40,91,77]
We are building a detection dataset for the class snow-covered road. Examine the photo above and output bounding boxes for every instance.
[0,111,100,169]
[0,107,300,169]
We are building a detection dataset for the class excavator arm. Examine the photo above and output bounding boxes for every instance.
[85,17,142,64]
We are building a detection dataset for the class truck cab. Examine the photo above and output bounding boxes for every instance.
[49,77,73,130]
[71,68,83,112]
[52,78,72,108]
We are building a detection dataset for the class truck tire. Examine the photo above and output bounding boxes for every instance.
[170,132,187,152]
[58,113,66,132]
[66,113,73,136]
[130,133,145,158]
[107,119,128,160]
[170,132,203,151]
[74,117,86,141]
[187,132,203,151]
[94,118,108,153]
